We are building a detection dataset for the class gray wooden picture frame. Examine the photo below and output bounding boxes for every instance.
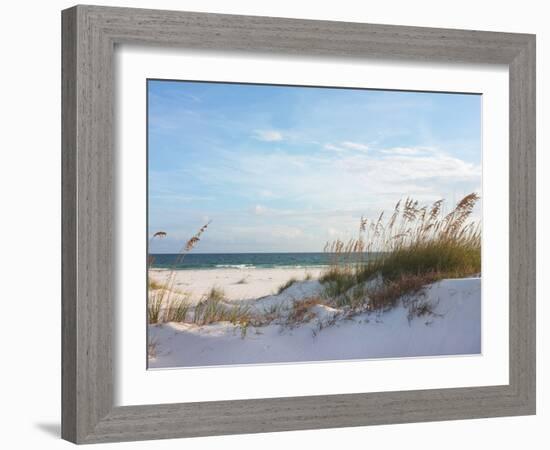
[61,4,536,444]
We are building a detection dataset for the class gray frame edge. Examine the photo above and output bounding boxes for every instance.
[61,4,536,444]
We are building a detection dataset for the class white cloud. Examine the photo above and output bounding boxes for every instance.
[159,145,481,251]
[341,141,369,152]
[342,151,480,183]
[199,146,480,210]
[324,141,369,153]
[323,143,345,152]
[380,146,433,156]
[253,129,284,142]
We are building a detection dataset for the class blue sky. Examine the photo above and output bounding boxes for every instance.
[148,80,481,253]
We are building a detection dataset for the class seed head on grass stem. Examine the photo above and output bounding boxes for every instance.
[147,221,211,324]
[321,193,481,312]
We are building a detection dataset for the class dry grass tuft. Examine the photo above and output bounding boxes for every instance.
[405,297,441,324]
[367,273,439,312]
[164,296,191,323]
[277,277,297,294]
[147,291,191,324]
[147,226,253,333]
[286,297,327,324]
[147,222,211,324]
[251,303,286,327]
[147,291,164,324]
[192,287,252,327]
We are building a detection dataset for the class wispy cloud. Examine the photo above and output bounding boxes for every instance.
[380,146,433,156]
[341,141,369,152]
[149,144,480,252]
[323,143,346,153]
[148,80,481,252]
[253,129,284,142]
[324,141,369,153]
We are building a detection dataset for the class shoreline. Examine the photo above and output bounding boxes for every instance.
[150,264,330,271]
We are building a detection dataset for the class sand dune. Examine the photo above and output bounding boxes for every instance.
[148,276,481,368]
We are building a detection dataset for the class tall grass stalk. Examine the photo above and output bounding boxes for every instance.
[321,193,481,311]
[147,222,211,324]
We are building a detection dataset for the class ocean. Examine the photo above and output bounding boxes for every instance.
[149,252,356,270]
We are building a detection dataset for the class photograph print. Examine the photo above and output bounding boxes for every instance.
[147,80,482,368]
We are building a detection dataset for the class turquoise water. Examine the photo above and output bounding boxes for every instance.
[149,252,359,270]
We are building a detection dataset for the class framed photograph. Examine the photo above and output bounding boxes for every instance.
[62,5,536,444]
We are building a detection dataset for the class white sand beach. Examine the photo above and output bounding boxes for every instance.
[149,266,325,303]
[148,273,481,368]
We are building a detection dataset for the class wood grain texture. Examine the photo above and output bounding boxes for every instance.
[61,4,536,444]
[61,7,77,443]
